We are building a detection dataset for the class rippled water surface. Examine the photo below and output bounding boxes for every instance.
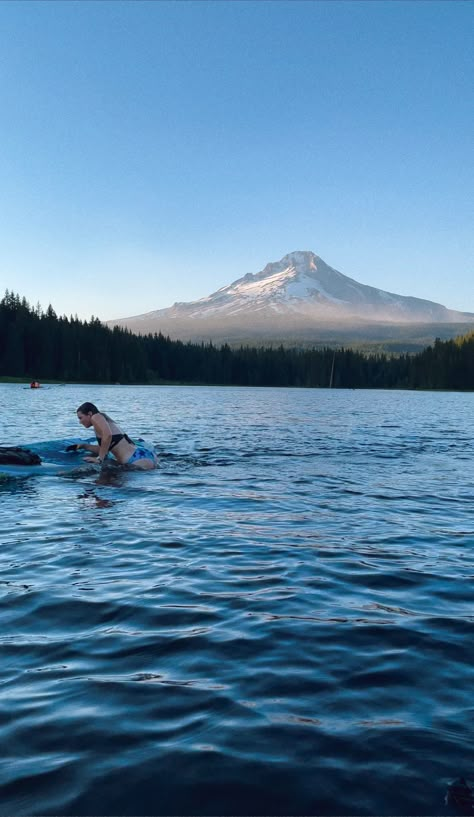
[1,384,473,816]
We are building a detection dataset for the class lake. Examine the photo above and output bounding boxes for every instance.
[0,383,473,816]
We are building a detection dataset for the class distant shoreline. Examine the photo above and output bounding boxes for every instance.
[1,377,473,393]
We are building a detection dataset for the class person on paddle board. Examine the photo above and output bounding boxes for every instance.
[75,402,157,470]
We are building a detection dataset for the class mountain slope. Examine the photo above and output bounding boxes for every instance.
[108,251,473,343]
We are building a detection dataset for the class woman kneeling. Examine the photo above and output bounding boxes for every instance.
[76,402,157,470]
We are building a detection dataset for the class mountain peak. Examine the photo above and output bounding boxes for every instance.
[281,250,318,265]
[263,250,319,275]
[108,250,474,341]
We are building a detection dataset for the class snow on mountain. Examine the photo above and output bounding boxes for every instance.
[108,251,473,338]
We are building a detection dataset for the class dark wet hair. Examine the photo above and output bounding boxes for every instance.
[76,403,115,423]
[77,402,99,415]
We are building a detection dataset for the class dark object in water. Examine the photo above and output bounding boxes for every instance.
[65,444,80,452]
[446,778,474,815]
[0,446,42,466]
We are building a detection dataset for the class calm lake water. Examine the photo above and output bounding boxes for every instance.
[0,383,473,816]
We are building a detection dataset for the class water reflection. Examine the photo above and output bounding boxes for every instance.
[0,384,473,816]
[77,488,115,509]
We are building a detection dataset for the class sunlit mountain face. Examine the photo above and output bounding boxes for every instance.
[108,251,473,345]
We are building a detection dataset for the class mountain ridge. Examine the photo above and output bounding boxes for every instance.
[108,251,474,346]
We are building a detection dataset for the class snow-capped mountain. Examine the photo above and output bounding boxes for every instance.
[108,251,473,341]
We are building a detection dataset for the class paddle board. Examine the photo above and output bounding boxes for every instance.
[0,437,156,478]
[0,438,97,478]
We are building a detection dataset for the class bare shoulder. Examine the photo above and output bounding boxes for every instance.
[92,412,112,434]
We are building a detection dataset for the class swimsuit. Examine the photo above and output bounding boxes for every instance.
[96,433,133,450]
[126,446,157,466]
[95,415,155,465]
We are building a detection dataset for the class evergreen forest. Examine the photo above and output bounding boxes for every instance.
[1,291,473,390]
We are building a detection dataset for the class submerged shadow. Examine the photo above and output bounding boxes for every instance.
[77,487,116,508]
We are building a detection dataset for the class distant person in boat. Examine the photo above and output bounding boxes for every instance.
[30,380,41,389]
[74,402,157,470]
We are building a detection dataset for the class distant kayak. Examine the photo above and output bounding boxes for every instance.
[22,385,61,390]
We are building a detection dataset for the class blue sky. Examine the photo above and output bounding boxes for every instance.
[0,0,472,321]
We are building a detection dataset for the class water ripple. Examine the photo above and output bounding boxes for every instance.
[0,385,473,815]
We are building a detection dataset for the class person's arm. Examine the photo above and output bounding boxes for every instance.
[77,442,100,454]
[91,414,112,464]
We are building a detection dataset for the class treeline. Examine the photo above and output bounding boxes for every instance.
[1,291,473,390]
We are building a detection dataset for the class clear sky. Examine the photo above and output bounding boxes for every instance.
[0,0,472,321]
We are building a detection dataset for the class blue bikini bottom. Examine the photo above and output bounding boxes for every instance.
[126,446,157,466]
